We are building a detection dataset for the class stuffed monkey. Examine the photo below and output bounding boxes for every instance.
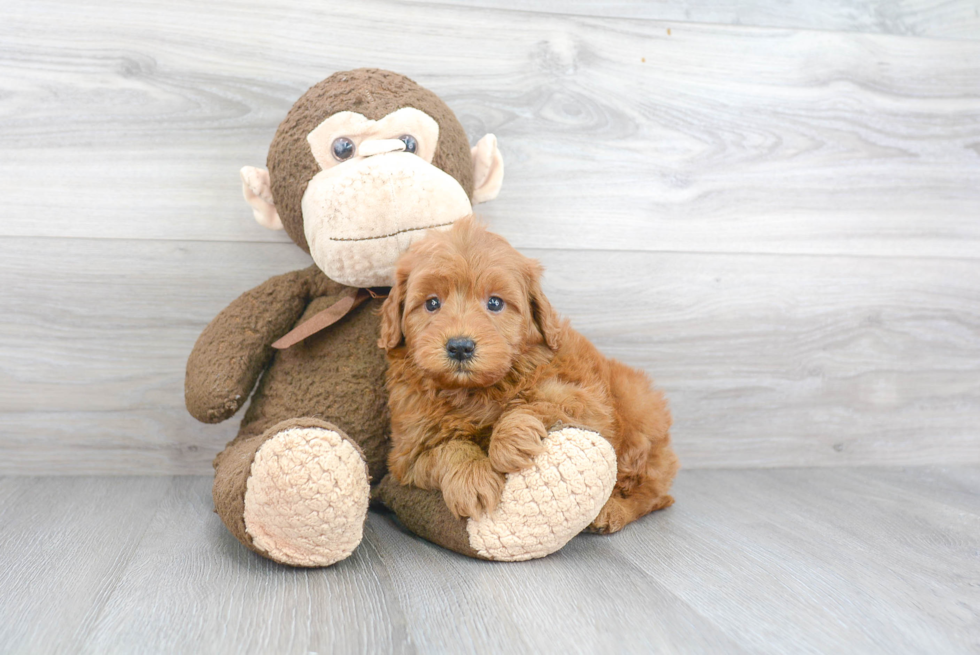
[185,69,617,566]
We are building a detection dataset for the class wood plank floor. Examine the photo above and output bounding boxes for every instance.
[2,467,977,654]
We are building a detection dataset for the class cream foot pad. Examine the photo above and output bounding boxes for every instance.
[243,427,370,567]
[467,427,617,562]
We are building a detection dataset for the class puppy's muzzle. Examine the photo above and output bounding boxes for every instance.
[446,337,476,363]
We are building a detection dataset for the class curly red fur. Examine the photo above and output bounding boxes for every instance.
[379,217,679,531]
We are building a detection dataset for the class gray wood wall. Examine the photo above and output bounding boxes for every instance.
[1,0,978,474]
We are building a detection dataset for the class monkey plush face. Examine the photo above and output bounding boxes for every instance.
[300,107,473,287]
[240,69,504,288]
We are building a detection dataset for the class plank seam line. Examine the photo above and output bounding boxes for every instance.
[67,476,177,649]
[3,234,980,264]
[399,0,980,44]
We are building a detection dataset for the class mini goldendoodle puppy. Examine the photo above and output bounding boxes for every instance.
[379,217,678,533]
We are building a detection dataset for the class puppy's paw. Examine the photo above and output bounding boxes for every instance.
[441,459,506,520]
[489,412,548,474]
[587,497,632,534]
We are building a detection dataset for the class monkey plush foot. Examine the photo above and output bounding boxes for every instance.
[241,422,370,567]
[467,427,617,561]
[377,427,617,561]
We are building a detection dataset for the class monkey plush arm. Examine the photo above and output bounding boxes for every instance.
[185,267,319,423]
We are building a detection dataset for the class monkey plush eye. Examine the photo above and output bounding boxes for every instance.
[486,296,504,312]
[399,135,418,154]
[332,137,355,161]
[424,297,441,312]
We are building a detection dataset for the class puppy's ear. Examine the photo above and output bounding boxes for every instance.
[527,261,562,351]
[379,267,408,351]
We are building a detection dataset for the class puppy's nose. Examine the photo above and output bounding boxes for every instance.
[446,337,476,362]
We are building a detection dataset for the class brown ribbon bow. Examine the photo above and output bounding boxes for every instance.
[272,287,388,350]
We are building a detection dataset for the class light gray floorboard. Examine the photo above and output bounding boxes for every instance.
[362,516,750,654]
[407,0,980,40]
[78,478,412,655]
[864,466,980,513]
[1,1,978,258]
[610,468,980,654]
[3,238,978,473]
[0,468,977,654]
[0,477,175,654]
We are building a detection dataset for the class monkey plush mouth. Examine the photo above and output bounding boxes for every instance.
[302,155,472,288]
[327,220,455,242]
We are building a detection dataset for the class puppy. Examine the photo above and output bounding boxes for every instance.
[379,217,678,533]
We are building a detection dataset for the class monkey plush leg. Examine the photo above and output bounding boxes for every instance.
[213,417,370,567]
[375,426,617,562]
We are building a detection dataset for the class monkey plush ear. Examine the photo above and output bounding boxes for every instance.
[470,134,504,205]
[240,166,284,230]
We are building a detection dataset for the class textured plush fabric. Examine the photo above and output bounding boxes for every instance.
[185,268,318,424]
[233,268,391,484]
[267,68,476,253]
[211,431,268,553]
[306,108,440,168]
[193,265,617,564]
[192,267,619,564]
[374,474,482,559]
[469,134,505,204]
[466,427,617,562]
[187,264,391,478]
[244,422,370,567]
[212,417,370,563]
[301,153,470,287]
[188,69,609,566]
[191,265,390,561]
[375,428,618,562]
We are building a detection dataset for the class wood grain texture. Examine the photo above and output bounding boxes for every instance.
[0,238,311,474]
[77,478,413,655]
[2,3,976,651]
[1,1,978,472]
[609,466,980,654]
[0,477,174,654]
[407,0,980,40]
[82,478,747,655]
[361,514,751,654]
[1,0,978,258]
[1,468,977,654]
[2,237,977,474]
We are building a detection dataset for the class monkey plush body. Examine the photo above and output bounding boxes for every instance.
[188,267,390,563]
[185,69,618,566]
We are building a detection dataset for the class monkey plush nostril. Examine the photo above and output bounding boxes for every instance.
[446,337,476,362]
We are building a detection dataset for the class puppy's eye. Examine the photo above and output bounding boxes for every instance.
[332,137,355,161]
[486,296,504,313]
[399,134,418,154]
[424,297,441,312]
